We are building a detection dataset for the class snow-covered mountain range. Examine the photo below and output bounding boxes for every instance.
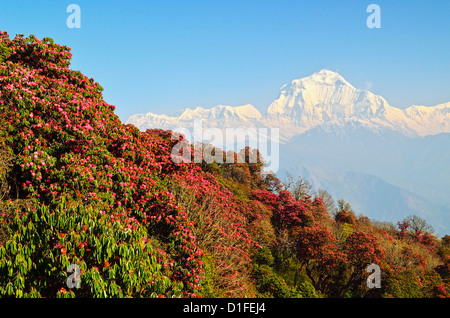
[127,69,450,235]
[127,103,264,137]
[128,69,450,141]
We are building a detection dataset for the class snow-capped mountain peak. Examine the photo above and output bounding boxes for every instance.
[300,69,353,87]
[265,69,398,136]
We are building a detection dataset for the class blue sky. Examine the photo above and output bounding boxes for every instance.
[1,0,449,121]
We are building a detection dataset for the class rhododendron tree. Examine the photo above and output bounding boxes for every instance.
[294,225,344,293]
[274,190,314,229]
[343,231,385,270]
[334,209,356,225]
[397,219,410,239]
[335,230,386,297]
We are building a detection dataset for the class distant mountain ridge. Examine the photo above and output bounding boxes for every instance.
[277,125,450,235]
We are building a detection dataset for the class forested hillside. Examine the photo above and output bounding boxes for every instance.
[0,32,449,298]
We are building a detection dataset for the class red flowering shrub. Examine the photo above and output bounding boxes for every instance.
[0,31,205,296]
[330,230,386,297]
[413,230,437,252]
[381,230,396,244]
[293,225,344,292]
[274,190,314,229]
[334,209,356,225]
[397,220,410,239]
[167,172,257,297]
[343,231,385,270]
[252,189,279,210]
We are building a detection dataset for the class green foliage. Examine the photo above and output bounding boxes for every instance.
[197,254,227,298]
[252,264,298,298]
[381,267,450,298]
[382,270,424,298]
[335,222,354,243]
[0,198,183,298]
[0,142,13,201]
[253,246,275,267]
[296,281,322,298]
[0,42,10,64]
[251,246,322,298]
[252,247,288,297]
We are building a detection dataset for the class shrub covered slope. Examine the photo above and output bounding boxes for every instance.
[0,32,449,298]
